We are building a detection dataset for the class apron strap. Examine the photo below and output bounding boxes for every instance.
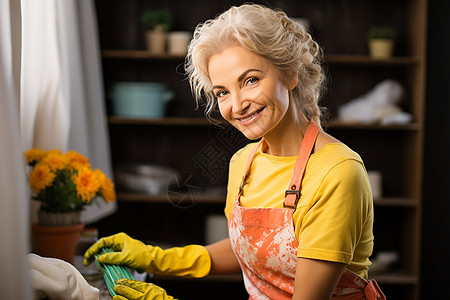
[364,280,387,300]
[236,120,320,206]
[236,138,264,199]
[283,120,320,209]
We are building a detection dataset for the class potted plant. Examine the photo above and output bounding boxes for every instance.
[367,26,397,59]
[24,148,116,263]
[141,9,173,54]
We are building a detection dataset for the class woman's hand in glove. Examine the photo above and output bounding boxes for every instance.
[83,232,211,277]
[113,279,176,300]
[83,232,152,272]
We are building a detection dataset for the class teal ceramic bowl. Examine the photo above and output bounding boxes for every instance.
[110,82,174,118]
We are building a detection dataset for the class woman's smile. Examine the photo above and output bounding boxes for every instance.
[236,107,265,125]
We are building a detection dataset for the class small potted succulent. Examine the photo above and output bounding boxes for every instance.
[367,26,397,59]
[141,9,173,54]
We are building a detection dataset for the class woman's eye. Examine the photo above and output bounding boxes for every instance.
[216,90,228,98]
[246,77,259,86]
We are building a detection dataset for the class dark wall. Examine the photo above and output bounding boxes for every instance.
[421,1,450,299]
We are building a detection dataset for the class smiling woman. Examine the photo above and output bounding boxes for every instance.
[184,4,385,300]
[83,4,385,300]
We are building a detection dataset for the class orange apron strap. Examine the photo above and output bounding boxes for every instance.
[364,280,386,300]
[283,120,320,209]
[236,139,264,198]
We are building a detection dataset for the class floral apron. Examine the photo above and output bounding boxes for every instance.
[228,121,386,300]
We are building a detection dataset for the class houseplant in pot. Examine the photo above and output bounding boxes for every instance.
[25,148,116,263]
[367,26,397,59]
[141,9,173,54]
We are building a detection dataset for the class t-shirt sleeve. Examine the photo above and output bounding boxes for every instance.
[296,159,372,264]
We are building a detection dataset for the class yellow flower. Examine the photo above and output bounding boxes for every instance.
[72,168,101,203]
[24,148,46,164]
[29,163,56,193]
[41,152,68,171]
[46,149,62,155]
[94,169,106,181]
[66,150,91,170]
[25,148,115,213]
[101,177,116,203]
[93,169,116,203]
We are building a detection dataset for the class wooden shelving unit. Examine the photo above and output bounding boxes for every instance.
[95,1,427,298]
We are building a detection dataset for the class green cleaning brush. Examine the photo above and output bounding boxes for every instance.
[95,248,135,297]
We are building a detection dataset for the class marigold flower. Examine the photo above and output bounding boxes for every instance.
[66,150,91,170]
[25,148,114,214]
[29,163,56,193]
[94,169,106,181]
[41,152,68,171]
[24,148,45,164]
[45,149,62,157]
[72,168,101,203]
[100,177,116,203]
[94,169,116,203]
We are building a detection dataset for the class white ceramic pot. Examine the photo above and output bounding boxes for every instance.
[167,31,191,56]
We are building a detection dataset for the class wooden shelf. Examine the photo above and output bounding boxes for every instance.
[102,49,185,60]
[108,116,421,130]
[326,119,420,131]
[117,193,416,208]
[117,192,226,204]
[154,270,413,285]
[324,54,420,66]
[369,271,418,285]
[373,197,419,208]
[108,116,213,126]
[102,50,420,66]
[154,271,415,285]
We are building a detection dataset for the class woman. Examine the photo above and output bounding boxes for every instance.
[84,4,385,300]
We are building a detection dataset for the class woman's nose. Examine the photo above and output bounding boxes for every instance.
[231,92,250,115]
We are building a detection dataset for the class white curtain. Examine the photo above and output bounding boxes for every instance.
[20,0,116,223]
[0,0,33,298]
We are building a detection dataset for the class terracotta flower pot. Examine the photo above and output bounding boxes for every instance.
[31,222,85,264]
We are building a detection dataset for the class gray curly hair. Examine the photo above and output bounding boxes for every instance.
[185,4,326,125]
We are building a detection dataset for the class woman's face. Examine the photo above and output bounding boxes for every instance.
[208,46,296,140]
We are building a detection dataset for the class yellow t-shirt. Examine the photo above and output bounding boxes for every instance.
[224,142,374,278]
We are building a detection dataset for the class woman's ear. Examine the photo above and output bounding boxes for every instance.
[287,74,298,90]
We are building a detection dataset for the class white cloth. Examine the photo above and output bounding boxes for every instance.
[29,253,99,300]
[338,79,412,124]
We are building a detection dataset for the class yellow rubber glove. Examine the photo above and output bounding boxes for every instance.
[112,279,176,300]
[83,232,211,278]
